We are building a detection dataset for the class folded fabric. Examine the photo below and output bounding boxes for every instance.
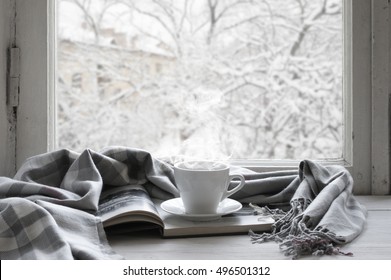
[232,161,367,258]
[0,147,366,259]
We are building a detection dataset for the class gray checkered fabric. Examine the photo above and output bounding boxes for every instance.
[0,147,178,259]
[0,147,366,259]
[233,161,367,258]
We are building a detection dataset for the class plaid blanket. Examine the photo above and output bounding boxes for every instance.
[232,161,368,258]
[0,147,366,259]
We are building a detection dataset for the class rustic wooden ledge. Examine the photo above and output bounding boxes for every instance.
[108,196,391,260]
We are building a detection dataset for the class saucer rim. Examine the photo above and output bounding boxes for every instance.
[160,197,242,219]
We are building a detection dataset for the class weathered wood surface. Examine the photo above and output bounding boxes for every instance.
[108,196,391,260]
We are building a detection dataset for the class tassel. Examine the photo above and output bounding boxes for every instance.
[249,199,353,259]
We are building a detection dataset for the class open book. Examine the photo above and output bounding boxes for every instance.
[98,184,274,238]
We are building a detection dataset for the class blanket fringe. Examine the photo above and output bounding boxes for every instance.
[249,200,353,259]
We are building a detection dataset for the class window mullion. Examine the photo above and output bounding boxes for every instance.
[371,0,391,194]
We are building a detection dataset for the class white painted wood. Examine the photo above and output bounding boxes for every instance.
[355,195,391,210]
[108,196,391,260]
[0,0,10,176]
[47,0,57,152]
[371,0,390,195]
[348,0,373,194]
[14,0,53,168]
[8,47,20,107]
[0,0,16,177]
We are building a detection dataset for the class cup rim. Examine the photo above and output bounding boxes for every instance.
[174,160,228,172]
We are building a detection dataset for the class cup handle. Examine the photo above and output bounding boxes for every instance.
[221,174,245,201]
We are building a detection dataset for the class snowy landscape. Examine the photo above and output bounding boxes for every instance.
[56,0,343,161]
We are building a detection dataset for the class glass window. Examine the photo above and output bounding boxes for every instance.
[56,0,343,161]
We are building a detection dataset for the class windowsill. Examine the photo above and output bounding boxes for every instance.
[107,195,391,260]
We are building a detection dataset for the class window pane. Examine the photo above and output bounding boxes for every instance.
[56,0,343,160]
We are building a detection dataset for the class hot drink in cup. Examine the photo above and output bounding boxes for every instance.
[174,161,245,214]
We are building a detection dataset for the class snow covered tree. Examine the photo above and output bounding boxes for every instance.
[57,0,343,160]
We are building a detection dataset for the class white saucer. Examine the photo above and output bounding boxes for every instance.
[160,198,242,222]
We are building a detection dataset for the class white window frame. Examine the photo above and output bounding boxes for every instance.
[8,0,390,195]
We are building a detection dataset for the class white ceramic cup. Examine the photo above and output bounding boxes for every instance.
[173,161,245,214]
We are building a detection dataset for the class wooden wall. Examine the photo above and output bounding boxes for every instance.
[0,0,12,176]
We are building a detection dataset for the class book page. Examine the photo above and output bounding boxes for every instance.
[98,185,163,228]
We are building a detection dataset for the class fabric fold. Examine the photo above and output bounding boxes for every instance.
[0,147,366,259]
[249,160,367,259]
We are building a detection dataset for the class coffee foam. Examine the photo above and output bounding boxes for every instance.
[177,161,226,171]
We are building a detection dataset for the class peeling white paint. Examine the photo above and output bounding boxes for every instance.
[1,0,17,176]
